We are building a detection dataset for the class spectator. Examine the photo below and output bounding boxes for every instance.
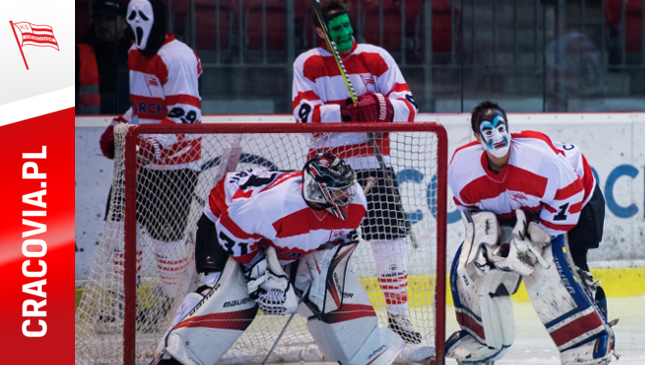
[76,0,132,114]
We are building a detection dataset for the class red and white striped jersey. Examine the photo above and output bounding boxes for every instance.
[128,33,203,170]
[204,168,368,265]
[448,131,596,236]
[292,43,418,169]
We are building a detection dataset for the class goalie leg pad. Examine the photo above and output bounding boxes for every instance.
[305,271,405,365]
[447,243,519,363]
[162,257,258,365]
[523,235,615,364]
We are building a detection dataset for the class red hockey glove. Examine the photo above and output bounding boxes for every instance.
[99,116,129,159]
[341,92,394,123]
[136,137,162,165]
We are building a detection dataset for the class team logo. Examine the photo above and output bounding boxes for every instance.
[10,21,59,70]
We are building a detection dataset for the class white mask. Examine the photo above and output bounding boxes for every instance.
[127,0,154,50]
[478,112,511,158]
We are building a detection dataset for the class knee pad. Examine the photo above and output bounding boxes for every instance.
[447,244,519,363]
[524,235,615,363]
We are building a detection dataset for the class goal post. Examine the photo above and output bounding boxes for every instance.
[77,122,448,365]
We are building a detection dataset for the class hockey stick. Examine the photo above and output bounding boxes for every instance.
[310,0,419,249]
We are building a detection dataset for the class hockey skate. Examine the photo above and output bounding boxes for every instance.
[387,312,422,344]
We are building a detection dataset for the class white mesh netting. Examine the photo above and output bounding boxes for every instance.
[75,123,444,365]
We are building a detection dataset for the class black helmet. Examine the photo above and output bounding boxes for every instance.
[302,152,357,220]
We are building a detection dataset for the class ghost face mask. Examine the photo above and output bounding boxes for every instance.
[327,13,354,53]
[127,0,154,50]
[478,109,511,158]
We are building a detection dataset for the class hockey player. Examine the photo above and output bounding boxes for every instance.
[98,0,202,299]
[152,153,406,365]
[292,0,421,344]
[446,101,616,364]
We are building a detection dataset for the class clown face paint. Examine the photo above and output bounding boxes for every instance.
[479,113,511,158]
[328,13,354,53]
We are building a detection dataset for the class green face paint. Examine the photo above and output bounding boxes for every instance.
[327,13,354,53]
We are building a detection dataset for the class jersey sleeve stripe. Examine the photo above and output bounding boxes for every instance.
[512,131,565,156]
[386,82,411,95]
[397,97,416,122]
[554,180,584,200]
[292,90,321,110]
[580,154,595,203]
[568,201,583,214]
[540,219,576,232]
[166,94,201,108]
[219,214,263,241]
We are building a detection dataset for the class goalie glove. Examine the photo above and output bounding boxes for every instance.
[136,137,162,164]
[256,246,298,315]
[99,115,129,159]
[341,92,394,123]
[242,250,267,300]
[488,210,549,276]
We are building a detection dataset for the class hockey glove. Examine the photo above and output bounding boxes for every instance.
[99,116,128,159]
[258,246,298,315]
[242,251,267,300]
[136,137,162,165]
[489,210,545,276]
[341,92,393,123]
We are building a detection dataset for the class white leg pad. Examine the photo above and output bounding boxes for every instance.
[305,271,405,365]
[163,258,258,365]
[447,243,519,363]
[524,235,615,363]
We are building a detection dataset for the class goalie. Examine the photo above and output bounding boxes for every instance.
[152,153,406,365]
[446,101,617,365]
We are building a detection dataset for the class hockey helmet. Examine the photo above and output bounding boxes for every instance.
[303,152,357,220]
[126,0,166,57]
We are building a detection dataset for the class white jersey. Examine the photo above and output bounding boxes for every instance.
[292,43,418,169]
[204,169,367,265]
[449,131,596,237]
[128,33,203,170]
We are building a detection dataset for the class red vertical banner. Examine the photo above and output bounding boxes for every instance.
[0,107,75,364]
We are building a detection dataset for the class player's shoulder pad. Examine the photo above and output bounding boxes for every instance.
[450,140,482,165]
[158,38,199,68]
[511,130,565,159]
[294,47,326,68]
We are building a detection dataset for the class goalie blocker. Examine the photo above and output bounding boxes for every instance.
[447,210,615,365]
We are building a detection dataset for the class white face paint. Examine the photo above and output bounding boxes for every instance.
[479,115,510,158]
[127,0,154,50]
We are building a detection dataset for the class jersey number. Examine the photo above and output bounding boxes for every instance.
[553,203,569,221]
[405,94,418,109]
[239,173,278,191]
[219,231,248,256]
[298,104,312,123]
[168,107,198,124]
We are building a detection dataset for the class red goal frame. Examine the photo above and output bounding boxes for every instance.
[122,122,448,365]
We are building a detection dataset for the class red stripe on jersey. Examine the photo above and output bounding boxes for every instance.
[208,180,227,218]
[128,50,169,85]
[569,201,583,214]
[512,131,565,156]
[459,163,549,206]
[456,309,486,340]
[233,188,253,200]
[174,306,257,331]
[220,214,263,241]
[543,203,558,214]
[293,90,320,110]
[398,97,415,122]
[580,154,595,203]
[386,82,411,95]
[130,94,167,120]
[235,248,261,265]
[540,219,576,232]
[272,204,366,238]
[166,94,201,108]
[554,180,584,200]
[549,312,603,347]
[312,106,321,123]
[324,304,376,324]
[450,141,480,164]
[302,51,389,82]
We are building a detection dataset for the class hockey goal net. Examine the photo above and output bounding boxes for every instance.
[75,122,447,365]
